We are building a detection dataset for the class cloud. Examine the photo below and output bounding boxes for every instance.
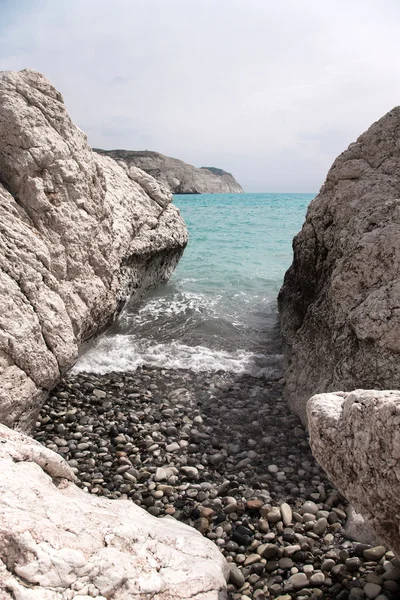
[1,0,400,191]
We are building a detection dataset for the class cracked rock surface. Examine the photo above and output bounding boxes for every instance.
[278,106,400,424]
[0,69,187,431]
[0,424,228,599]
[308,389,400,556]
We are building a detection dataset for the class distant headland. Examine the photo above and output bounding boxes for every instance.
[93,148,244,194]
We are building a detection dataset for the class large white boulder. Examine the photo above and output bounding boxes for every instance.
[0,424,228,599]
[308,389,400,555]
[0,69,187,431]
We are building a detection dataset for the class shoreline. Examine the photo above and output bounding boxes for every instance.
[34,366,399,599]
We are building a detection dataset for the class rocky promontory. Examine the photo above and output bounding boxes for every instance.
[94,149,244,194]
[0,69,187,432]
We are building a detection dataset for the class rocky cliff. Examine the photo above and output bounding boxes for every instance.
[94,149,244,194]
[278,107,400,424]
[0,69,188,431]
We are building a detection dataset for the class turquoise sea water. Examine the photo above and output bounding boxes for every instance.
[75,193,313,376]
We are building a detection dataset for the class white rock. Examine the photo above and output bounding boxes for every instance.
[155,467,168,481]
[165,442,180,452]
[308,389,400,556]
[280,502,292,526]
[0,69,187,431]
[0,425,228,599]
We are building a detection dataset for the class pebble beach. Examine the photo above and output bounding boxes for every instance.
[34,367,400,600]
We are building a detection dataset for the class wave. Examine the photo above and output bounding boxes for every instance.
[73,335,283,379]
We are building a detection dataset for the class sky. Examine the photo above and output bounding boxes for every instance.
[1,0,400,192]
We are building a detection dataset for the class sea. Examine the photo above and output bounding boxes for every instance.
[74,193,314,377]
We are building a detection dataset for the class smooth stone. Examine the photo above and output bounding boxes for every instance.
[228,563,245,587]
[246,499,263,511]
[280,502,292,526]
[313,517,328,536]
[383,580,399,592]
[198,507,214,519]
[321,559,335,572]
[346,557,362,572]
[363,583,382,599]
[258,519,269,532]
[363,546,387,561]
[262,544,280,560]
[383,564,400,580]
[155,467,167,482]
[244,553,261,566]
[301,501,319,515]
[278,558,294,570]
[224,502,238,514]
[180,466,198,479]
[209,454,224,466]
[288,572,309,590]
[283,545,301,556]
[349,589,366,600]
[309,572,325,585]
[303,513,316,523]
[165,442,180,452]
[194,518,209,533]
[266,507,281,523]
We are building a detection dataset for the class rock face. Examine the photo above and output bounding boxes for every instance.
[0,69,188,431]
[307,389,400,556]
[94,149,244,194]
[0,424,228,599]
[278,107,400,423]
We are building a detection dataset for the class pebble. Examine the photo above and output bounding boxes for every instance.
[229,563,245,587]
[313,517,328,535]
[266,507,281,523]
[364,583,383,599]
[364,547,387,561]
[33,368,399,600]
[288,572,308,589]
[309,572,325,585]
[280,502,292,526]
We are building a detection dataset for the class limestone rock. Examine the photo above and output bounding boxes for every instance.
[278,107,400,423]
[0,424,228,599]
[94,149,244,194]
[0,69,187,431]
[307,389,400,555]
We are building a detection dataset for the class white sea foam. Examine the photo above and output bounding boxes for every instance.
[73,335,283,379]
[121,291,222,326]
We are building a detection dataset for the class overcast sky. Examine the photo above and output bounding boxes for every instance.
[1,0,400,192]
